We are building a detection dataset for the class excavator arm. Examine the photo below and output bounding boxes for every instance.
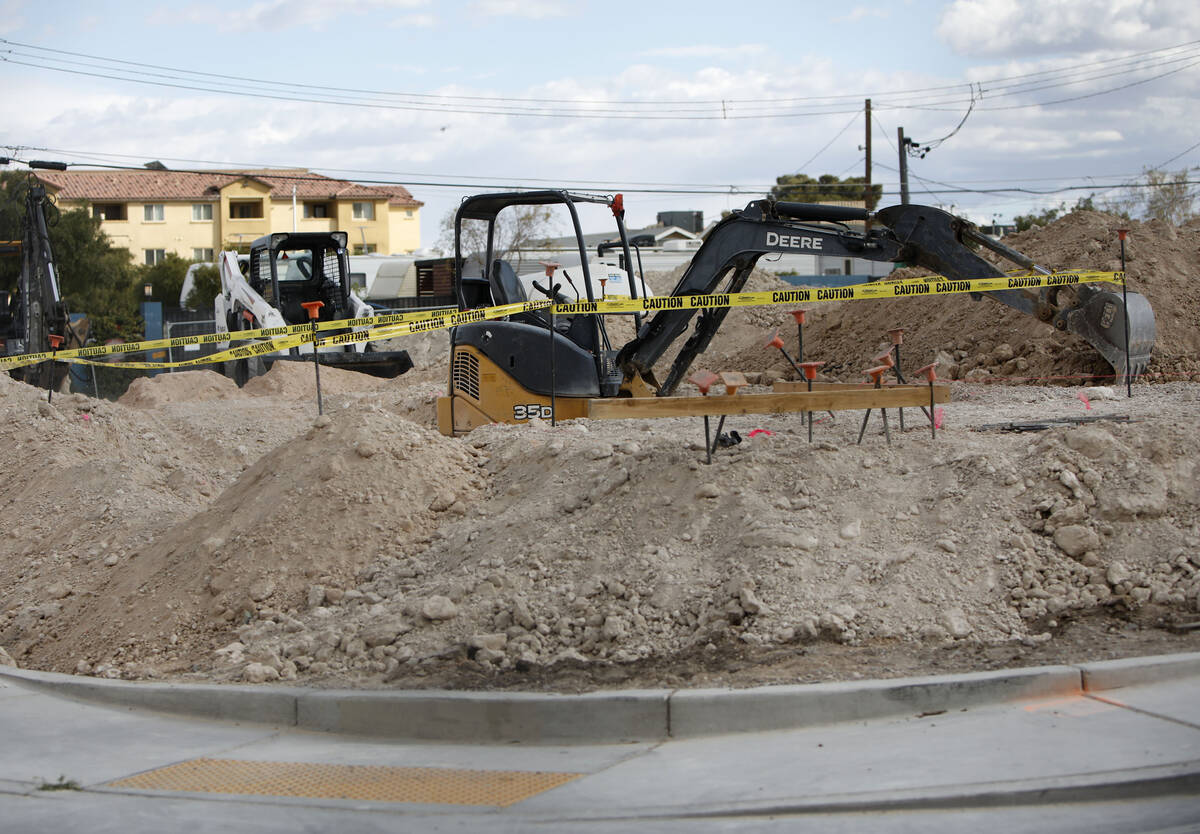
[617,200,1154,394]
[3,179,70,387]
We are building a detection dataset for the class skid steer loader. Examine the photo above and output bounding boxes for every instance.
[437,191,1155,435]
[214,231,413,386]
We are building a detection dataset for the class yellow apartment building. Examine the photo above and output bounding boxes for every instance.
[36,169,423,264]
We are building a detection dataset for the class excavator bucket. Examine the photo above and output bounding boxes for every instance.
[1056,284,1156,379]
[876,206,1157,381]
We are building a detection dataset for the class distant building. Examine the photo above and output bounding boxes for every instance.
[977,222,1017,240]
[36,168,423,265]
[656,210,703,234]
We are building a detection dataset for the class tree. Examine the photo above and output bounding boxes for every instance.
[770,174,883,209]
[435,203,560,270]
[1013,204,1062,232]
[184,264,222,311]
[0,172,141,342]
[1141,168,1195,225]
[1013,195,1106,232]
[135,252,192,307]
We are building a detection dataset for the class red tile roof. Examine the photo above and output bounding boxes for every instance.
[36,170,234,201]
[36,169,423,208]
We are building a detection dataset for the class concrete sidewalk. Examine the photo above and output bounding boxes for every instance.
[1,653,1198,832]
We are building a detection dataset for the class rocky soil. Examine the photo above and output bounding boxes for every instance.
[1,209,1198,691]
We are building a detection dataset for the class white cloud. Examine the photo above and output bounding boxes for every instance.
[937,0,1200,55]
[830,7,889,24]
[641,44,768,60]
[466,0,568,19]
[390,12,437,26]
[0,0,27,34]
[155,0,429,31]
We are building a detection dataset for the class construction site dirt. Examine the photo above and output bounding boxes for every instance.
[1,209,1198,692]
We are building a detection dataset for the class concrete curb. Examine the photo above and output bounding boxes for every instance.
[668,665,1079,737]
[1,651,1196,744]
[1079,652,1200,692]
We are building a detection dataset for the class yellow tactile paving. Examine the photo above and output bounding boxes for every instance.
[108,758,582,807]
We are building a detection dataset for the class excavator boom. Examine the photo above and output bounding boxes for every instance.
[619,200,1154,393]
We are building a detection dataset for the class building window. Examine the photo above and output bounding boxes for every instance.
[192,203,213,221]
[92,203,126,221]
[405,210,414,218]
[352,202,375,221]
[143,204,165,222]
[145,249,166,265]
[353,244,377,255]
[229,200,264,219]
[303,202,330,219]
[192,248,214,262]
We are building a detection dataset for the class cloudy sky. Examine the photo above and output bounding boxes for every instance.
[3,0,1198,249]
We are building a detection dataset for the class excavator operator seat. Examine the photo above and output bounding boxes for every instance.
[491,257,569,334]
[489,259,527,306]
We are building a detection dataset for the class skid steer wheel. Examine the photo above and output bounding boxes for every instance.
[224,312,252,388]
[232,356,250,388]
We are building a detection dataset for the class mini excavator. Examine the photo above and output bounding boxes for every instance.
[436,191,1155,436]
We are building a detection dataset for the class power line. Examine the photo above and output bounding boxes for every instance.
[794,112,861,172]
[9,147,1193,203]
[7,36,1196,107]
[1154,139,1200,169]
[3,37,1199,120]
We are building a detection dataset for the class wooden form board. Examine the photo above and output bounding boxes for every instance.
[771,380,898,392]
[586,383,949,421]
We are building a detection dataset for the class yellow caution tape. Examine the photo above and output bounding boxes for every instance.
[551,271,1124,315]
[0,271,1122,372]
[21,299,549,371]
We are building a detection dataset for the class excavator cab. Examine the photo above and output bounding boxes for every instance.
[440,191,642,435]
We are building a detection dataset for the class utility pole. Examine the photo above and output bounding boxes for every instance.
[864,99,873,212]
[897,127,911,205]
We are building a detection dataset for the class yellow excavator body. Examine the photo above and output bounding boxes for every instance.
[437,345,590,436]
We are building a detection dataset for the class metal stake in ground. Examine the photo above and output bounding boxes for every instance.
[914,361,939,439]
[767,329,804,425]
[537,262,562,427]
[798,361,824,443]
[857,365,892,446]
[887,328,907,431]
[1117,229,1132,398]
[791,309,808,363]
[688,370,719,465]
[45,334,63,403]
[300,301,325,416]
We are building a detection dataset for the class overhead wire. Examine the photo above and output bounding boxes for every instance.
[793,112,861,172]
[2,37,1199,120]
[6,36,1194,106]
[12,147,1195,202]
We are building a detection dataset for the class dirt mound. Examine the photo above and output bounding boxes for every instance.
[996,211,1200,382]
[242,359,390,399]
[119,370,241,408]
[0,402,484,679]
[202,387,1198,687]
